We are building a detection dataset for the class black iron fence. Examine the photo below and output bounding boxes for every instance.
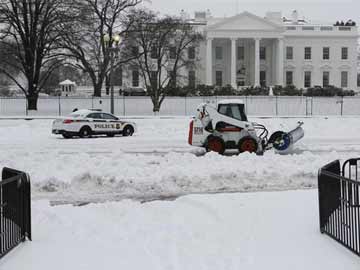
[0,167,31,259]
[318,158,360,256]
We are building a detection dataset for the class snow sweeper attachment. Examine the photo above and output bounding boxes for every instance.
[188,100,304,155]
[268,122,304,152]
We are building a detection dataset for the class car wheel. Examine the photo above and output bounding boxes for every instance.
[79,126,92,138]
[62,133,72,139]
[122,125,134,137]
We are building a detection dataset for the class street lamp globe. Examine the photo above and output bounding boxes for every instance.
[113,34,121,45]
[103,34,110,44]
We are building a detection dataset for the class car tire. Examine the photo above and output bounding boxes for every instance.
[62,133,72,139]
[79,126,92,138]
[122,125,134,137]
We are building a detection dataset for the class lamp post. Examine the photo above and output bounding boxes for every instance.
[103,33,122,114]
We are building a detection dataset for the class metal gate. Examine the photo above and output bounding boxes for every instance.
[0,167,31,259]
[318,158,360,256]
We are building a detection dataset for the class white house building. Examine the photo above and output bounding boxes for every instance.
[194,10,359,90]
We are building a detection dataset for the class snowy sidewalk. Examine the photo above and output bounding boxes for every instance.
[1,190,359,270]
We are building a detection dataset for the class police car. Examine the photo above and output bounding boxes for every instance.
[52,109,137,139]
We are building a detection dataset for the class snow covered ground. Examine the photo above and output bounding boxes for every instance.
[1,116,360,203]
[1,116,360,269]
[1,190,359,270]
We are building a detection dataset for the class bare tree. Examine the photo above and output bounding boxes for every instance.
[62,0,142,97]
[123,9,204,113]
[0,0,77,110]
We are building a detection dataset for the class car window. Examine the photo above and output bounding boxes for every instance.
[101,113,117,120]
[69,113,82,118]
[87,113,102,119]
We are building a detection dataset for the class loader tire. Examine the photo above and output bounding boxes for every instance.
[238,137,258,153]
[206,136,226,155]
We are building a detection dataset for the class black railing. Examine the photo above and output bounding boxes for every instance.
[0,167,31,259]
[318,158,360,256]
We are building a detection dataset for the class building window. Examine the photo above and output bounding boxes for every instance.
[260,47,266,60]
[304,71,311,88]
[215,46,223,60]
[286,47,293,60]
[132,46,139,57]
[166,71,176,88]
[188,70,195,88]
[132,70,139,87]
[115,66,122,86]
[238,46,244,60]
[260,71,266,86]
[304,47,312,60]
[323,71,330,87]
[151,46,157,59]
[286,71,293,86]
[323,47,330,60]
[341,71,348,88]
[169,46,176,59]
[150,71,158,89]
[215,70,223,86]
[341,47,348,60]
[188,47,195,60]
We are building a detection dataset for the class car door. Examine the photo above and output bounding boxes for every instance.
[101,113,121,133]
[87,113,107,134]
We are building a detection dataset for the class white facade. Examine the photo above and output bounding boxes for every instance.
[194,11,359,90]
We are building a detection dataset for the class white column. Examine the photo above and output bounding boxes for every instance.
[272,41,277,85]
[231,38,237,89]
[254,38,260,87]
[206,38,213,85]
[277,38,284,86]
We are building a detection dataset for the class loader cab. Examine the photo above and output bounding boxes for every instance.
[217,100,248,122]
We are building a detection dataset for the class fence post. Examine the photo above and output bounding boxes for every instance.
[311,97,313,116]
[123,94,125,116]
[184,95,187,116]
[341,96,344,116]
[244,96,247,115]
[25,98,28,116]
[58,95,61,116]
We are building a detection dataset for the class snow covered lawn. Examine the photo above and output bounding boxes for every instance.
[1,117,360,269]
[1,190,359,270]
[1,116,360,202]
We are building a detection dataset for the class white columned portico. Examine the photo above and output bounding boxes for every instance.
[206,38,213,85]
[254,38,261,87]
[277,38,284,85]
[231,38,237,89]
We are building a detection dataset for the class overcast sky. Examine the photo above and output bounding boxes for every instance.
[143,0,359,23]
